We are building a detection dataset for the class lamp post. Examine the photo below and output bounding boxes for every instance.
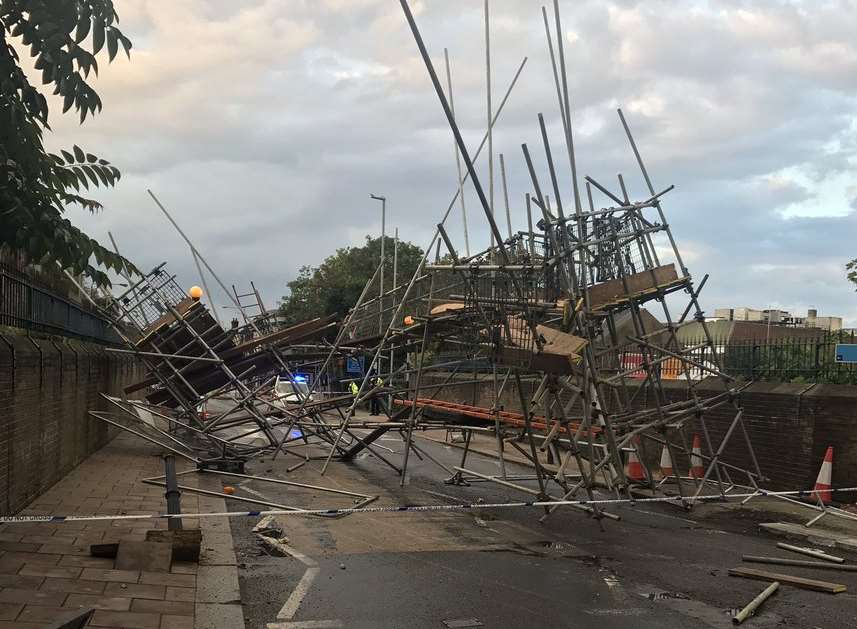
[370,194,386,338]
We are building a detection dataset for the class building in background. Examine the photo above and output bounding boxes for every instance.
[713,307,842,331]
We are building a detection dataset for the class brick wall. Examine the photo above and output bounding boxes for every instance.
[0,328,142,514]
[423,373,857,491]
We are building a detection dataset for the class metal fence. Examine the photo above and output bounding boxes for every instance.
[610,332,857,385]
[0,264,117,343]
[709,332,857,384]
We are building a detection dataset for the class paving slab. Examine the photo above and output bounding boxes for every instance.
[167,586,195,602]
[760,521,857,553]
[116,540,173,572]
[198,532,237,567]
[0,575,43,589]
[63,593,132,611]
[131,598,194,616]
[195,566,240,604]
[17,606,89,624]
[0,587,67,606]
[40,577,106,594]
[194,603,245,629]
[0,604,22,621]
[89,609,161,628]
[104,582,166,600]
[162,614,195,629]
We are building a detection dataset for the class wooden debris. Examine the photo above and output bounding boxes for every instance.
[776,542,844,564]
[732,581,779,625]
[728,567,846,593]
[742,555,857,572]
[588,264,681,311]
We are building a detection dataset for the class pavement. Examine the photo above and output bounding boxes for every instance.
[5,415,857,628]
[0,432,243,629]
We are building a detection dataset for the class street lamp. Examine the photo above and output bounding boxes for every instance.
[370,194,386,337]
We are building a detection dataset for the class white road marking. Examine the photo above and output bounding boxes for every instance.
[421,488,465,503]
[267,620,344,628]
[277,565,320,620]
[628,507,698,525]
[238,481,275,501]
[254,520,329,626]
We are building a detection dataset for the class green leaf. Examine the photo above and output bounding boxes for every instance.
[75,167,89,190]
[62,90,74,113]
[81,164,99,187]
[41,64,55,85]
[92,165,109,186]
[75,14,91,43]
[119,33,132,58]
[92,18,105,54]
[106,27,118,62]
[0,1,133,288]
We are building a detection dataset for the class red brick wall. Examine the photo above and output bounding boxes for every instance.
[423,373,857,492]
[0,329,142,514]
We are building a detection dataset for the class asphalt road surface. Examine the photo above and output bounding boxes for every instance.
[223,428,857,628]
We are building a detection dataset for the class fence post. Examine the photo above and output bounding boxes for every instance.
[814,341,820,382]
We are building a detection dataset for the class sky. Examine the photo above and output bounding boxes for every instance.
[40,0,857,324]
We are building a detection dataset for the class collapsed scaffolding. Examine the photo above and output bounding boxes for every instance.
[68,0,797,525]
[296,0,772,524]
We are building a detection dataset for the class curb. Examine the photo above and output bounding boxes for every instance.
[760,522,857,554]
[194,479,245,629]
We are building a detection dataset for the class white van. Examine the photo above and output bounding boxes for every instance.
[273,375,313,407]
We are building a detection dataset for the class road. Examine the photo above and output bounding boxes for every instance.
[222,424,857,628]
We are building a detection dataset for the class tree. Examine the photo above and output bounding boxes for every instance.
[848,258,857,290]
[279,235,425,325]
[0,1,133,286]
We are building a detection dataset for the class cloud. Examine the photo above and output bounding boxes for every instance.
[28,0,857,325]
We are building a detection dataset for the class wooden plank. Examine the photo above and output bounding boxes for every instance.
[135,297,198,344]
[230,314,337,354]
[728,567,846,593]
[124,315,336,396]
[588,264,680,311]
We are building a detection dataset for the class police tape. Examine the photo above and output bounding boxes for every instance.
[2,486,856,524]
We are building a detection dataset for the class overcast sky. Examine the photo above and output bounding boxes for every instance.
[44,0,857,325]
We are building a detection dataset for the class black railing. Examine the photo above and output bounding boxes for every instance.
[711,332,857,384]
[605,332,857,385]
[0,264,117,344]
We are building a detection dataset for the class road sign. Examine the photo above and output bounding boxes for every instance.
[834,344,857,364]
[346,356,365,374]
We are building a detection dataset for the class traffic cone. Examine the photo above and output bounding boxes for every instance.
[690,434,705,479]
[625,436,646,482]
[659,444,674,479]
[812,446,833,504]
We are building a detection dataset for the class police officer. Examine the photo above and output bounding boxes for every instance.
[370,373,384,416]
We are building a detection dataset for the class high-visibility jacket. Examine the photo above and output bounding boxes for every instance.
[349,382,359,396]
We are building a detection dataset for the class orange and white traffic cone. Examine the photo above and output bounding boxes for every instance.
[812,446,834,504]
[659,444,674,479]
[690,434,705,479]
[625,436,646,482]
